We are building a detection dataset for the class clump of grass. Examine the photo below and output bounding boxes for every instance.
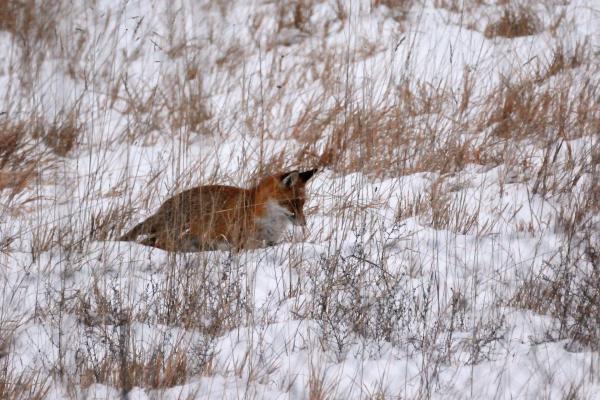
[293,79,487,177]
[0,319,49,399]
[163,73,212,136]
[78,346,191,392]
[396,191,427,222]
[0,119,40,195]
[481,79,545,140]
[0,366,50,400]
[396,177,481,235]
[276,0,314,33]
[0,110,82,198]
[1,120,29,169]
[33,113,80,157]
[0,0,63,84]
[512,177,600,350]
[484,6,542,39]
[372,0,414,23]
[89,206,135,242]
[0,0,59,44]
[0,169,36,194]
[295,81,455,177]
[478,73,599,146]
[74,275,217,394]
[78,258,249,337]
[512,243,600,351]
[541,40,589,80]
[307,366,332,400]
[425,176,479,234]
[302,248,412,356]
[118,69,212,142]
[434,0,485,13]
[301,241,503,364]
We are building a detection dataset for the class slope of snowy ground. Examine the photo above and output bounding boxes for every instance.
[0,0,599,398]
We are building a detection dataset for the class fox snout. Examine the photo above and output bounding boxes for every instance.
[291,212,306,226]
[282,208,306,226]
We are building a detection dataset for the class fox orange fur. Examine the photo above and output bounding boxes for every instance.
[119,169,316,251]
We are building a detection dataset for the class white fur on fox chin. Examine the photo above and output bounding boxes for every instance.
[256,200,294,244]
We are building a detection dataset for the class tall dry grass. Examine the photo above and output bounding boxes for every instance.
[0,0,598,398]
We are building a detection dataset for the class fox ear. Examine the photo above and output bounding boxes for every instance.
[299,169,317,183]
[281,171,299,187]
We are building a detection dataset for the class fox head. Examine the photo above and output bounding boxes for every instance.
[255,169,317,226]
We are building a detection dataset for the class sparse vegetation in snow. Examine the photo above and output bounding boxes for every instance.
[0,0,599,398]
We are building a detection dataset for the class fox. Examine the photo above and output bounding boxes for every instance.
[119,169,317,252]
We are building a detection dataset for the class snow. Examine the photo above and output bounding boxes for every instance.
[1,0,599,398]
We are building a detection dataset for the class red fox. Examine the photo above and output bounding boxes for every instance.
[119,169,316,251]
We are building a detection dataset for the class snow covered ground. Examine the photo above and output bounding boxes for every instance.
[0,0,599,398]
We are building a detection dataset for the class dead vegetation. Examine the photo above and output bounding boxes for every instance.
[434,0,485,13]
[512,235,600,350]
[34,113,81,157]
[0,111,82,198]
[542,41,588,80]
[484,6,542,39]
[292,47,598,181]
[60,270,221,393]
[78,344,192,392]
[478,76,598,143]
[512,171,600,350]
[0,0,61,47]
[0,367,50,400]
[114,67,213,143]
[0,119,42,195]
[0,0,599,397]
[372,0,414,23]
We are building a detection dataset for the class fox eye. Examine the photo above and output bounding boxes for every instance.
[288,199,302,211]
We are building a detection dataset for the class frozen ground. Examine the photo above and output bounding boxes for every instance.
[0,0,599,398]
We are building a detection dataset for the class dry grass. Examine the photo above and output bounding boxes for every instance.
[372,0,414,23]
[163,73,213,135]
[478,71,598,145]
[74,258,249,354]
[308,367,332,400]
[425,176,479,234]
[0,120,32,169]
[512,173,600,350]
[0,367,49,400]
[116,69,213,142]
[0,321,50,399]
[512,242,600,351]
[293,51,597,181]
[396,177,481,234]
[484,6,542,39]
[33,114,80,157]
[78,346,191,391]
[0,119,41,195]
[70,273,219,393]
[542,41,588,80]
[0,0,64,92]
[0,0,60,45]
[0,0,599,397]
[0,109,82,197]
[434,0,486,13]
[292,82,461,176]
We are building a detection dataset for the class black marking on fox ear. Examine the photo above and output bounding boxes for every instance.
[281,171,299,187]
[299,169,317,183]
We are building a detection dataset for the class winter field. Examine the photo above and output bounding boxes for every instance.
[0,0,599,398]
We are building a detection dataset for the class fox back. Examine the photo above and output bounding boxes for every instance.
[120,169,316,251]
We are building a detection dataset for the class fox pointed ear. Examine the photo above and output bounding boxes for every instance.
[281,171,299,187]
[299,169,317,183]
